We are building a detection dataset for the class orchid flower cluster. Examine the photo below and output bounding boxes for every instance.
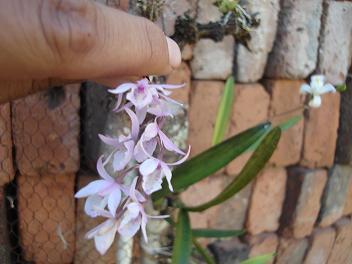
[75,78,190,255]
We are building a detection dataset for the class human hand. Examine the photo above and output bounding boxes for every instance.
[0,0,181,102]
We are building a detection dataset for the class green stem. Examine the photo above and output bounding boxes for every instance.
[192,238,216,264]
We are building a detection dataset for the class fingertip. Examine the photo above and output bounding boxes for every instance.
[166,37,181,69]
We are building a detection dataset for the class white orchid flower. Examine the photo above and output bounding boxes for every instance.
[300,75,336,108]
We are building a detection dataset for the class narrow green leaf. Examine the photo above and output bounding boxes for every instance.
[172,210,192,264]
[152,122,271,200]
[192,238,216,264]
[192,228,244,238]
[185,127,281,212]
[240,253,276,264]
[246,115,301,153]
[212,76,235,145]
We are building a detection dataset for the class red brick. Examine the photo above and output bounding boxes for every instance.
[246,167,287,235]
[75,173,116,263]
[248,233,278,264]
[264,80,305,166]
[343,173,352,216]
[327,217,352,263]
[166,62,191,104]
[12,85,80,176]
[301,93,340,168]
[226,84,270,175]
[180,176,224,229]
[303,227,336,264]
[276,238,308,264]
[0,187,11,263]
[0,103,14,187]
[281,168,327,238]
[18,173,75,263]
[188,81,224,156]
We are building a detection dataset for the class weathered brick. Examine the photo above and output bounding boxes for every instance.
[75,173,116,263]
[0,103,14,187]
[18,173,75,263]
[327,218,352,263]
[209,238,249,264]
[248,233,278,264]
[226,84,270,175]
[336,75,352,165]
[188,81,224,156]
[0,187,11,264]
[319,165,351,227]
[275,238,308,264]
[265,80,305,166]
[303,227,336,264]
[12,85,80,176]
[317,2,352,85]
[166,62,191,104]
[246,168,287,235]
[281,168,327,238]
[265,0,323,78]
[301,93,340,168]
[196,0,222,24]
[215,177,252,230]
[162,0,196,36]
[343,173,352,216]
[235,0,280,82]
[180,176,224,229]
[191,36,234,80]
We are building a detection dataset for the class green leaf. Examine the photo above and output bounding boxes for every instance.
[172,210,192,264]
[212,76,235,145]
[192,238,216,264]
[192,228,244,238]
[185,127,281,212]
[152,122,271,200]
[240,253,276,264]
[246,115,301,153]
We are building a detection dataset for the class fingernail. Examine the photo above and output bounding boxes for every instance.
[166,37,181,68]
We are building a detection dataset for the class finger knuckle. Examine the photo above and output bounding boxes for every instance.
[39,0,98,64]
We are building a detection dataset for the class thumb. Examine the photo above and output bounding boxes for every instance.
[58,1,182,79]
[0,0,181,80]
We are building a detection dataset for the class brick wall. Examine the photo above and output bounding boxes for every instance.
[0,0,351,263]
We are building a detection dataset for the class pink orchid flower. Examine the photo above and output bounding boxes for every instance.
[85,210,119,255]
[99,108,139,171]
[134,118,185,163]
[108,78,184,123]
[118,177,168,242]
[139,146,191,194]
[75,156,123,217]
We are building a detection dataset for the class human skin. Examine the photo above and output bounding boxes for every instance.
[0,0,181,103]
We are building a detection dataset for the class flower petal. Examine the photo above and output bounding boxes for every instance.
[167,145,191,166]
[136,107,148,124]
[94,221,118,255]
[300,84,312,94]
[141,213,148,242]
[143,123,159,141]
[319,83,336,94]
[158,129,185,155]
[75,180,111,198]
[108,83,136,94]
[84,195,108,217]
[142,169,163,194]
[99,134,121,148]
[139,158,159,176]
[97,156,114,181]
[118,216,142,239]
[160,163,173,192]
[108,188,122,217]
[309,95,322,108]
[125,108,140,140]
[112,93,123,112]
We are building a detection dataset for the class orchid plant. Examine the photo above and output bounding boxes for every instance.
[75,78,190,255]
[75,73,339,263]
